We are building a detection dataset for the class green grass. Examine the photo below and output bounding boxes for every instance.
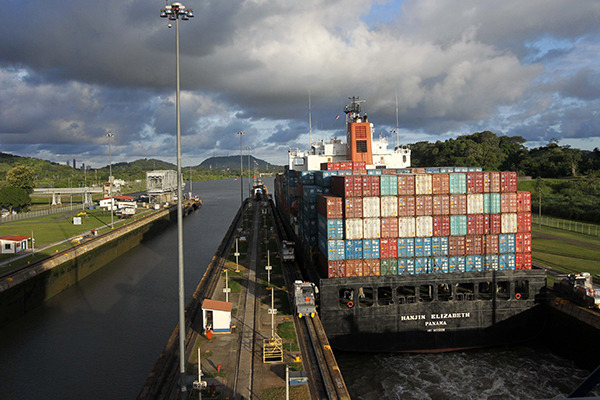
[532,225,600,277]
[277,321,297,341]
[262,385,310,400]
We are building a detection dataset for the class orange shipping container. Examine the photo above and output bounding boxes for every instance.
[345,260,364,277]
[397,175,415,196]
[317,194,343,219]
[465,235,483,255]
[398,196,416,217]
[432,195,450,215]
[363,259,381,276]
[344,197,363,218]
[484,171,501,193]
[415,195,433,216]
[381,217,399,238]
[483,234,499,254]
[432,174,450,194]
[449,194,467,215]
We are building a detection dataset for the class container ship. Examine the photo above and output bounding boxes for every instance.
[274,97,546,352]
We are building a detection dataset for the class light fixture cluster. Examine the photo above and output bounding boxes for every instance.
[160,2,194,21]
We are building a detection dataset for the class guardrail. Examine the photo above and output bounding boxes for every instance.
[0,205,79,223]
[532,215,600,237]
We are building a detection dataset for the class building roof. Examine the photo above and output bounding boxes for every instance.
[99,195,135,201]
[0,235,31,242]
[202,299,233,312]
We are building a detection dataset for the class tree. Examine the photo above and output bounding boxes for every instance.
[6,165,35,193]
[0,186,30,213]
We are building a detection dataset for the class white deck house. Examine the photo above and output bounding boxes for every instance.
[201,299,233,333]
[1,235,30,254]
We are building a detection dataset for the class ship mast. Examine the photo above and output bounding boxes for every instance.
[308,90,312,151]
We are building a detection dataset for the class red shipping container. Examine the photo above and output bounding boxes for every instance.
[483,234,499,254]
[449,236,466,256]
[501,192,518,213]
[352,162,367,170]
[517,212,532,233]
[317,194,343,219]
[362,176,380,197]
[465,235,483,255]
[467,214,485,235]
[398,175,416,195]
[415,195,433,216]
[318,253,346,278]
[398,196,416,216]
[363,259,381,276]
[320,162,331,171]
[432,195,450,215]
[381,217,399,238]
[332,175,362,197]
[411,168,426,174]
[380,238,398,258]
[345,260,364,277]
[339,162,351,170]
[516,253,532,270]
[484,214,502,234]
[433,215,450,237]
[432,174,450,194]
[344,197,363,218]
[517,191,531,212]
[515,233,532,253]
[466,172,484,193]
[501,171,518,192]
[449,194,467,215]
[484,172,501,193]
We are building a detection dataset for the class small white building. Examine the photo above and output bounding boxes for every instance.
[0,235,30,254]
[98,195,137,211]
[201,299,233,333]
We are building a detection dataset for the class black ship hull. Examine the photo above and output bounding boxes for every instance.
[318,270,547,352]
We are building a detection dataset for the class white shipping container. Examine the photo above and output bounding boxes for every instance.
[345,218,363,240]
[363,218,381,239]
[398,217,416,237]
[363,196,381,218]
[415,216,433,237]
[467,193,484,214]
[380,196,398,217]
[415,174,433,195]
[501,213,518,233]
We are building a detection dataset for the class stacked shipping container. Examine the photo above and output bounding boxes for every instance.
[275,167,532,279]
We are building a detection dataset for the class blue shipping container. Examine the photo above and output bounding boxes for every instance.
[398,258,414,275]
[450,215,467,236]
[363,239,380,259]
[380,175,398,196]
[448,256,466,273]
[345,239,363,260]
[318,238,345,261]
[314,170,338,187]
[425,167,440,173]
[484,193,501,214]
[499,253,516,270]
[300,171,315,185]
[414,257,429,274]
[465,255,483,272]
[414,237,432,257]
[302,185,323,203]
[317,214,344,240]
[397,238,415,258]
[484,254,499,271]
[499,234,516,254]
[449,173,467,194]
[431,236,449,256]
[440,167,454,173]
[431,256,449,273]
[367,169,383,175]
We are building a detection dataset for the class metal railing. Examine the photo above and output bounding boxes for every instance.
[532,214,600,237]
[0,205,87,223]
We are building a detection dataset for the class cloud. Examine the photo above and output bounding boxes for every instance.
[1,0,600,166]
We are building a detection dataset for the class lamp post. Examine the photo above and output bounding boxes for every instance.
[160,1,194,392]
[106,132,114,229]
[237,131,245,206]
[246,146,252,196]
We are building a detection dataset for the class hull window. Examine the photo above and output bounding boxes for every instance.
[479,282,493,300]
[418,285,434,302]
[515,280,530,300]
[339,288,355,309]
[456,283,475,301]
[438,284,452,301]
[397,286,416,304]
[496,281,510,300]
[358,287,374,307]
[377,287,394,306]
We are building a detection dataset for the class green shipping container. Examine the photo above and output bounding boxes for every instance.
[380,258,398,275]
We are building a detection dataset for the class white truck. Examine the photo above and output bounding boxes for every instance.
[294,280,318,318]
[281,240,295,263]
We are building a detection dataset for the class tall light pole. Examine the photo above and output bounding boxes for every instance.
[106,132,114,229]
[160,1,194,392]
[237,131,245,206]
[246,146,252,196]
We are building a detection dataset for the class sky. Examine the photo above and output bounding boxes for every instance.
[1,0,599,168]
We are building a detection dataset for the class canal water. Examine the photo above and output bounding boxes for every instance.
[0,177,595,399]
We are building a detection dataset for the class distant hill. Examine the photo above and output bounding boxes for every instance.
[0,152,77,187]
[199,155,281,171]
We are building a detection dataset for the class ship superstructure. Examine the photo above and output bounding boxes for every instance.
[288,97,411,171]
[275,97,546,352]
